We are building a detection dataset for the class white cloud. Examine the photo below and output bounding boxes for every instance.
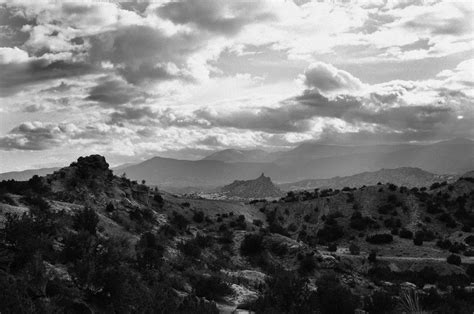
[0,47,30,64]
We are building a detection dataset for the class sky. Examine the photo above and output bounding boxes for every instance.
[0,0,473,172]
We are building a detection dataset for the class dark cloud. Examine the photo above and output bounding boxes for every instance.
[0,4,34,47]
[157,0,274,35]
[86,78,145,106]
[109,106,157,125]
[0,59,96,97]
[88,25,199,84]
[403,5,473,36]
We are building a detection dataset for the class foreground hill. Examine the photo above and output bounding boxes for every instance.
[1,155,474,313]
[221,173,284,199]
[280,167,458,191]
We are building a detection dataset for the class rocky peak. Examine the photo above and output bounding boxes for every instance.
[221,174,283,199]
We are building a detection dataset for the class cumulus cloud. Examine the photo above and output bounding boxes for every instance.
[0,47,30,64]
[303,62,364,95]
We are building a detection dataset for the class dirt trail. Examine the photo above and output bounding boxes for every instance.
[318,248,474,264]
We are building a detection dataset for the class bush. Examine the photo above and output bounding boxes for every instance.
[349,243,360,255]
[178,239,201,258]
[368,250,377,263]
[447,254,461,266]
[249,270,318,313]
[193,211,205,223]
[317,275,359,314]
[413,236,423,246]
[240,234,264,256]
[106,202,115,212]
[153,193,164,205]
[317,222,344,243]
[193,275,233,301]
[171,212,189,230]
[399,228,413,239]
[73,207,99,234]
[136,232,164,270]
[466,264,474,278]
[364,290,395,314]
[327,243,337,252]
[366,233,393,244]
[298,254,316,275]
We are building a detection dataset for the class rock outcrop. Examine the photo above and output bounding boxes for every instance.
[220,173,284,199]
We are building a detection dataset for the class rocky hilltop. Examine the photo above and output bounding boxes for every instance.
[221,173,284,199]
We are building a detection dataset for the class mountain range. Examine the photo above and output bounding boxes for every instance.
[279,167,459,191]
[1,138,473,190]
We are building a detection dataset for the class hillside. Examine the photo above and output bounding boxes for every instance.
[0,155,474,313]
[280,167,458,191]
[220,173,284,199]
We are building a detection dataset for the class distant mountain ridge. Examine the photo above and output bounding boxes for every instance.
[119,138,473,188]
[279,167,459,191]
[0,167,60,181]
[1,138,473,189]
[221,173,284,199]
[202,149,273,163]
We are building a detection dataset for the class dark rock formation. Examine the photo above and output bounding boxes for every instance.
[221,173,284,199]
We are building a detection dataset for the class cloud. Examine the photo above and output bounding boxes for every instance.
[157,0,274,35]
[86,77,146,106]
[0,121,78,150]
[303,62,364,95]
[0,47,30,64]
[0,58,95,97]
[109,106,157,125]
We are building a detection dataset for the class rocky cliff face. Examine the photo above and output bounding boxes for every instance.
[221,173,284,199]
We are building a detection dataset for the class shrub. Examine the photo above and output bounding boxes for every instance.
[364,290,395,314]
[368,250,377,263]
[447,254,461,266]
[366,233,393,244]
[317,275,359,314]
[437,238,452,250]
[136,232,164,270]
[240,234,264,256]
[194,275,233,301]
[349,243,360,255]
[73,207,99,234]
[466,265,474,278]
[153,193,164,205]
[178,239,201,258]
[327,243,337,252]
[413,236,423,246]
[106,202,115,212]
[249,270,318,313]
[171,212,189,230]
[298,254,316,275]
[317,222,344,243]
[192,211,205,223]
